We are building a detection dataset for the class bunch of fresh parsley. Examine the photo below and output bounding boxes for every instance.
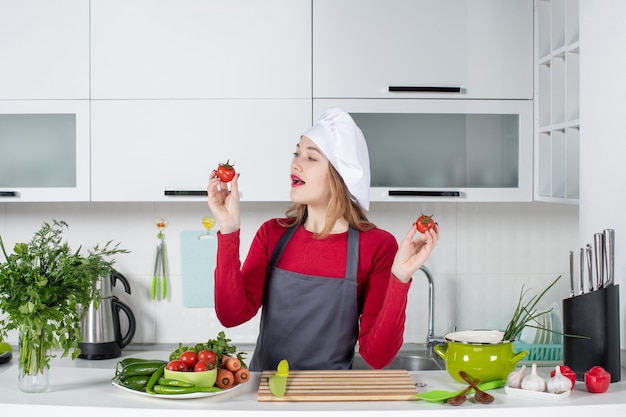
[0,220,128,375]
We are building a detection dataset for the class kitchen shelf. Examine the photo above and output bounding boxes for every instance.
[534,0,580,204]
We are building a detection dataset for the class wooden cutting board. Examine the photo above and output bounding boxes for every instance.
[257,369,418,402]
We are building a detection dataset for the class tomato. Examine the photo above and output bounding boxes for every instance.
[585,366,610,393]
[179,351,198,370]
[215,160,236,182]
[166,360,187,372]
[550,365,577,389]
[416,214,435,234]
[194,361,210,372]
[197,349,217,365]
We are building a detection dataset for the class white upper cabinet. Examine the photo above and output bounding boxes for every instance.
[0,0,89,99]
[313,0,533,100]
[90,0,311,99]
[0,100,91,202]
[534,0,580,204]
[91,100,311,202]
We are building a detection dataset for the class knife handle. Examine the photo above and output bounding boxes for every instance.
[569,250,574,297]
[594,233,605,290]
[586,244,594,292]
[579,248,585,295]
[603,229,615,287]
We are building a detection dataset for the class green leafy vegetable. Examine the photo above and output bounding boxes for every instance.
[503,275,560,341]
[169,331,247,367]
[0,219,128,376]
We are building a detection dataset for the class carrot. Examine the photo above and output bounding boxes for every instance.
[222,356,241,372]
[216,369,235,389]
[234,367,250,384]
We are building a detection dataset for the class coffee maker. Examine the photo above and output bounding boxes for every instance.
[78,270,136,359]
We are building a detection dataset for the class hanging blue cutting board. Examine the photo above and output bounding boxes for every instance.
[180,230,216,308]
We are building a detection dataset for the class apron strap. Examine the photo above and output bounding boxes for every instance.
[345,226,359,282]
[269,224,299,268]
[270,223,359,282]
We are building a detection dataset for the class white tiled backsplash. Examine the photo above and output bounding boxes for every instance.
[0,201,578,347]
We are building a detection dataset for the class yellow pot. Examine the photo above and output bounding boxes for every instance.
[434,330,528,383]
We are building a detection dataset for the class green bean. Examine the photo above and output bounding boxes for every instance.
[151,385,222,395]
[157,377,194,387]
[145,364,166,395]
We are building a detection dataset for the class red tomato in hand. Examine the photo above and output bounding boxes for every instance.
[550,365,577,389]
[416,214,435,234]
[197,349,217,365]
[215,160,236,182]
[585,366,610,393]
[166,360,187,372]
[179,351,198,370]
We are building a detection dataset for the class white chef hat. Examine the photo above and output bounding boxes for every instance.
[301,108,371,211]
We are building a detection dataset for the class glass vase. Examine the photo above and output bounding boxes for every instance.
[18,327,49,393]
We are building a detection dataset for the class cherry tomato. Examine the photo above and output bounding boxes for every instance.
[550,365,577,389]
[215,159,236,182]
[197,349,217,365]
[194,361,210,372]
[166,360,187,372]
[416,214,435,234]
[179,351,198,370]
[585,366,610,393]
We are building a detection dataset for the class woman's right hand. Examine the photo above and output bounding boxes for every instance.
[207,171,241,234]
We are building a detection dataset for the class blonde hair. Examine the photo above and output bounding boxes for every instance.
[280,163,374,238]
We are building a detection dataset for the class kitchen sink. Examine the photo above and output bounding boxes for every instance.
[351,354,443,371]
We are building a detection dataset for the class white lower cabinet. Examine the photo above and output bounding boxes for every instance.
[90,100,312,202]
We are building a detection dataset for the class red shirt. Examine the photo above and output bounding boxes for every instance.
[214,218,411,369]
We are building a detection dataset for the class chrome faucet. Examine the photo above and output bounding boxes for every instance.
[418,266,447,361]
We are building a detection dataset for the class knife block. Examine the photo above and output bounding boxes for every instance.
[562,284,620,382]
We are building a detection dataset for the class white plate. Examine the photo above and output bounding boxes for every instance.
[549,301,562,344]
[539,312,552,344]
[519,324,537,344]
[112,380,242,399]
[505,385,571,400]
[532,315,545,344]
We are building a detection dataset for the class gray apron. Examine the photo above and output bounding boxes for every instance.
[249,224,360,371]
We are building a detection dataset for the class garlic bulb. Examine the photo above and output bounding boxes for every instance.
[547,365,573,393]
[507,364,527,388]
[521,363,547,392]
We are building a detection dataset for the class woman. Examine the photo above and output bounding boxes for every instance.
[207,108,439,371]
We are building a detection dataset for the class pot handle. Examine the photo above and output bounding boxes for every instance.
[112,297,136,348]
[433,343,448,360]
[510,349,529,365]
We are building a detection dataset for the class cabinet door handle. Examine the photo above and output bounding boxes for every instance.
[388,190,461,197]
[0,191,19,197]
[164,190,208,197]
[388,86,462,93]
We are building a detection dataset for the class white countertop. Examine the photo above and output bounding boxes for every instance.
[1,350,625,416]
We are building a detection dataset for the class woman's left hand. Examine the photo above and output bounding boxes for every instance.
[391,223,439,283]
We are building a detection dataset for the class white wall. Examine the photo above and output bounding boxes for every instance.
[580,1,626,348]
[0,200,578,347]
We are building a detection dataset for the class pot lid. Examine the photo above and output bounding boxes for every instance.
[444,330,505,344]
